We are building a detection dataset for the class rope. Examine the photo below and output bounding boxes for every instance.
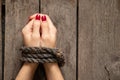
[20,47,65,67]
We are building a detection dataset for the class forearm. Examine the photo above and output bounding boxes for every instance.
[44,63,64,80]
[16,62,38,80]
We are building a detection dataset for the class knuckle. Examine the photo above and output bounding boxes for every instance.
[22,28,30,35]
[22,25,29,33]
[22,28,26,34]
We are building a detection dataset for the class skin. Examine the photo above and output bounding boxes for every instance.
[16,13,64,80]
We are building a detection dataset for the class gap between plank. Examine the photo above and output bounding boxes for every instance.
[39,0,41,13]
[1,0,5,80]
[76,0,79,80]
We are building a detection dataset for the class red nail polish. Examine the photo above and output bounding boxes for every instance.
[42,16,46,21]
[35,14,40,20]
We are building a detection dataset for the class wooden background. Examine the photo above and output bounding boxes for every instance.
[0,0,120,80]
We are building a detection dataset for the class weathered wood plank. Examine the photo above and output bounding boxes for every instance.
[79,0,120,80]
[41,0,77,80]
[4,0,39,80]
[0,0,2,79]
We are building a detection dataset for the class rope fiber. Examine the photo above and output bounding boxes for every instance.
[20,47,65,67]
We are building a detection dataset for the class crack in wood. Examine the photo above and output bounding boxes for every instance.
[76,0,79,80]
[104,66,111,80]
[1,3,5,80]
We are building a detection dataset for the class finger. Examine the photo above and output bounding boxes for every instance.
[27,13,40,24]
[29,13,39,20]
[44,14,57,34]
[22,19,34,33]
[32,14,41,35]
[45,15,57,41]
[45,15,54,28]
[41,15,49,37]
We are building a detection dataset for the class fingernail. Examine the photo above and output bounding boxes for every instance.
[42,16,46,21]
[35,14,40,20]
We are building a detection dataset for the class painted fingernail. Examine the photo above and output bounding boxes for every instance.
[35,14,40,20]
[42,16,46,21]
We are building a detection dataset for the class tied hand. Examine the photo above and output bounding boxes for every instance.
[22,13,57,48]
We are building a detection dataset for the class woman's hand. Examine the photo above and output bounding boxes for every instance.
[22,14,41,47]
[28,14,64,80]
[22,14,57,48]
[40,14,57,48]
[16,13,64,80]
[16,14,42,80]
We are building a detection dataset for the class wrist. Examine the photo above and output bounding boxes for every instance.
[44,63,59,70]
[16,62,39,80]
[23,62,39,70]
[43,63,64,80]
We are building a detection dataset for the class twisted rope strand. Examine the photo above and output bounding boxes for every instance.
[22,53,54,59]
[20,47,65,67]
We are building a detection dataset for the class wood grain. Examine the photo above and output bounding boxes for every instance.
[4,0,39,80]
[0,0,2,79]
[78,0,120,80]
[41,0,77,80]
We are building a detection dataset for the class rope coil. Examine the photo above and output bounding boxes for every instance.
[20,47,65,67]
